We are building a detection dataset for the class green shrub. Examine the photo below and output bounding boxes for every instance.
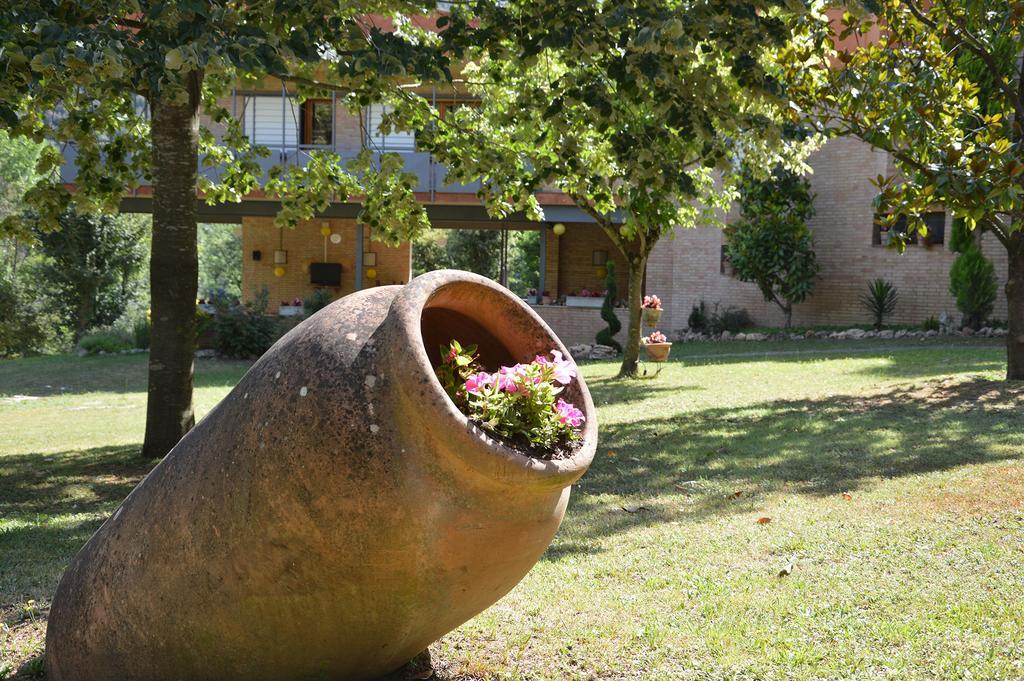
[688,301,709,332]
[212,289,277,359]
[303,288,334,315]
[0,276,48,357]
[595,262,622,352]
[132,317,150,349]
[921,315,940,332]
[709,304,754,334]
[949,245,997,329]
[212,306,276,359]
[860,279,899,330]
[79,327,133,354]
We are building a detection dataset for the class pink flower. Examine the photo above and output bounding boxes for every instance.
[642,295,662,310]
[548,349,577,385]
[493,367,519,393]
[554,399,585,428]
[464,372,492,394]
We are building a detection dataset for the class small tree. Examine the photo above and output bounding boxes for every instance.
[724,167,819,328]
[784,0,1024,378]
[596,261,622,353]
[31,210,147,339]
[420,0,823,378]
[950,245,997,330]
[861,279,899,330]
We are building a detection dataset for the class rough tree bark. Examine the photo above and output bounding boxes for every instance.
[1007,231,1024,381]
[141,71,202,459]
[618,253,647,378]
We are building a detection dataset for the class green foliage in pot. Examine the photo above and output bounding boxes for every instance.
[596,261,622,352]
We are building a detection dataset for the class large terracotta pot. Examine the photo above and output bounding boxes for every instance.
[45,270,597,681]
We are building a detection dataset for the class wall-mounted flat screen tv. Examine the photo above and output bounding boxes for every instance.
[310,262,342,286]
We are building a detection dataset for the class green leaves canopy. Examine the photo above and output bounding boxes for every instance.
[419,0,823,250]
[724,167,819,324]
[0,0,457,241]
[784,0,1024,244]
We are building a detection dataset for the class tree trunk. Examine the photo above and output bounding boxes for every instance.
[617,253,647,378]
[141,72,202,459]
[75,282,95,340]
[784,303,793,329]
[1007,232,1024,381]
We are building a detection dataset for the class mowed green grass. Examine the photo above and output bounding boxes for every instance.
[2,341,1023,679]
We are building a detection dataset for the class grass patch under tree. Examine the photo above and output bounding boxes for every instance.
[2,339,1022,679]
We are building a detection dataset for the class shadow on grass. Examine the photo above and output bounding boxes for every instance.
[587,377,703,406]
[0,354,252,397]
[0,445,154,604]
[545,377,1023,562]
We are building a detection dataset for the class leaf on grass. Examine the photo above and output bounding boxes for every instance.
[607,450,617,458]
[621,504,647,513]
[841,492,853,502]
[757,516,772,525]
[731,490,744,499]
[778,562,795,578]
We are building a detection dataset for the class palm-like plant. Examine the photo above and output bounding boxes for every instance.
[860,279,899,330]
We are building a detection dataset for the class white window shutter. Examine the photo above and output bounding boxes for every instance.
[243,96,299,147]
[365,104,416,152]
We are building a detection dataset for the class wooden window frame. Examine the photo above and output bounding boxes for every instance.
[300,99,333,147]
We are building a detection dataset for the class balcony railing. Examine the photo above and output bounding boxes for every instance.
[60,143,483,198]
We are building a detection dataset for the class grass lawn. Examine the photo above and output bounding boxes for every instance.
[2,339,1023,679]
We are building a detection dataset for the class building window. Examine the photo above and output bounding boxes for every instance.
[300,100,332,146]
[873,212,945,247]
[921,211,945,247]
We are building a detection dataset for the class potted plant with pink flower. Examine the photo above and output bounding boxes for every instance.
[642,295,663,327]
[641,330,672,362]
[436,339,585,458]
[279,297,304,317]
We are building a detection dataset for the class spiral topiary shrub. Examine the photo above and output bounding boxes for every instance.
[596,261,622,352]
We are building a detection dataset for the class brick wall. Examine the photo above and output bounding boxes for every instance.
[646,136,1010,332]
[545,224,629,301]
[241,217,410,313]
[531,304,632,348]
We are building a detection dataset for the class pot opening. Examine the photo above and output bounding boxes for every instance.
[420,282,540,371]
[411,275,593,468]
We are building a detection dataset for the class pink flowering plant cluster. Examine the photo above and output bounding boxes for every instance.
[436,339,585,451]
[642,330,668,344]
[642,295,663,310]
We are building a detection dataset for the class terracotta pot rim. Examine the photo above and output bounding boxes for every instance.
[389,270,597,488]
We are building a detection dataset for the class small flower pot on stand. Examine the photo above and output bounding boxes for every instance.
[642,308,662,328]
[643,342,672,362]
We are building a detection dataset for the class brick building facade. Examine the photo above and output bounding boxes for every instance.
[62,77,1009,349]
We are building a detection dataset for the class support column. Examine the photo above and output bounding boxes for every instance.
[537,225,546,305]
[355,223,364,291]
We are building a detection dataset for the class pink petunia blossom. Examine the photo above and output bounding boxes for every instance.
[554,398,585,428]
[549,350,578,385]
[493,366,519,393]
[464,372,492,394]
